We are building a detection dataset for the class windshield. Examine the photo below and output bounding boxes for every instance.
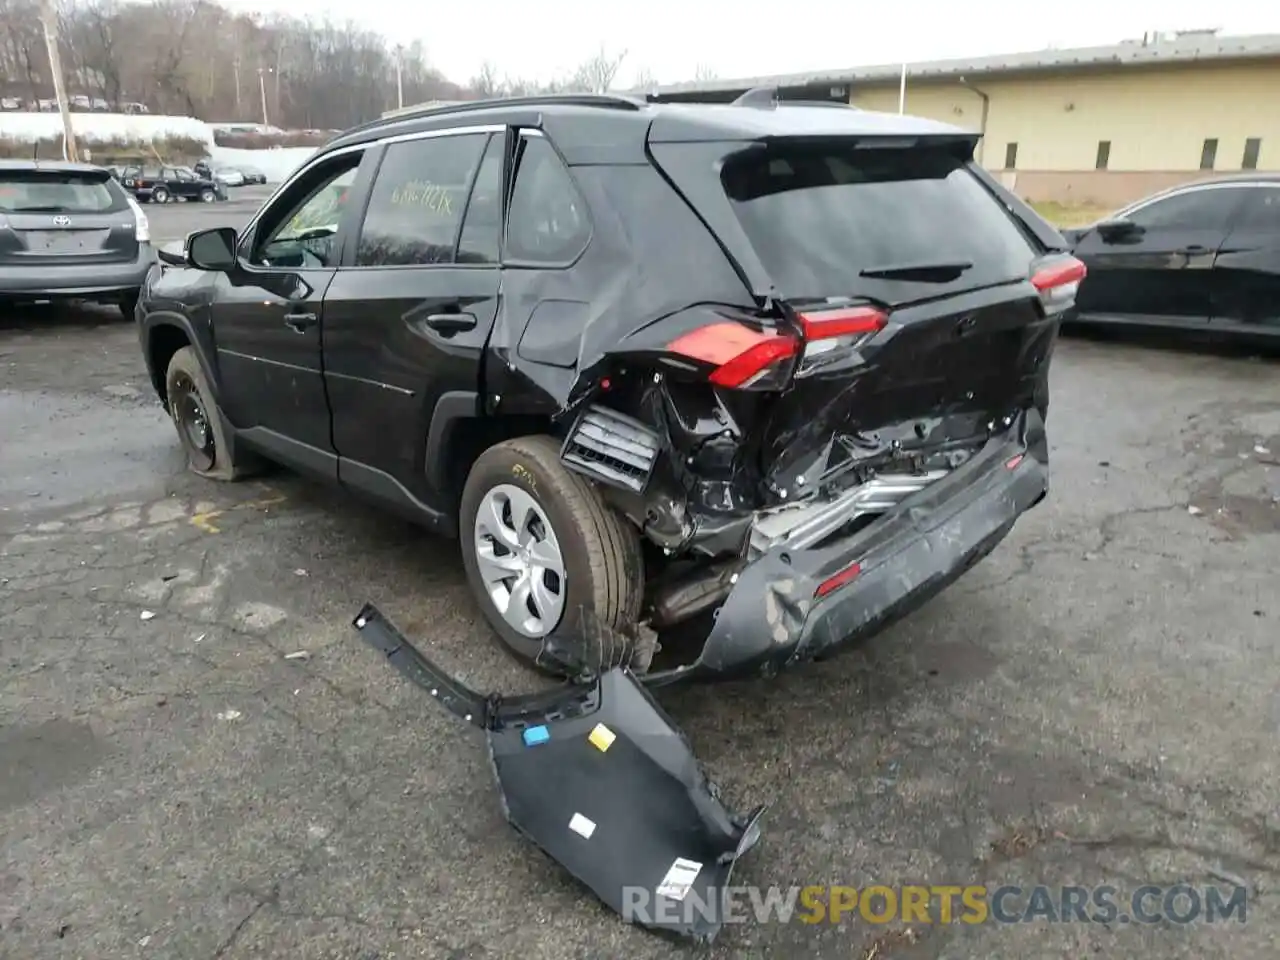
[720,142,1036,305]
[0,171,126,213]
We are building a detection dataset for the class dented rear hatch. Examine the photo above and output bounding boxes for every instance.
[0,167,140,267]
[648,132,1070,498]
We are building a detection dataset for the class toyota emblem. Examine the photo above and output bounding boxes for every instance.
[53,215,71,226]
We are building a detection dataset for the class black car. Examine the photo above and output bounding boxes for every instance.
[1065,174,1280,337]
[137,92,1078,680]
[237,165,268,185]
[120,164,225,203]
[0,159,155,317]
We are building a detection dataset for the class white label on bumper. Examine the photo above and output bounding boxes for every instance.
[568,812,596,839]
[656,857,703,901]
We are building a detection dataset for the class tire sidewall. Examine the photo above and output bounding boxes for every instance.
[459,448,605,665]
[164,347,234,478]
[153,187,169,203]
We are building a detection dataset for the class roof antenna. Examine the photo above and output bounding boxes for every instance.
[731,86,780,108]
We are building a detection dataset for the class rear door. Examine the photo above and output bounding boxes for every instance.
[1072,185,1247,325]
[0,167,140,266]
[322,126,504,505]
[1210,183,1280,332]
[207,147,370,476]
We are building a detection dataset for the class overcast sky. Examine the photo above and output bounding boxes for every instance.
[217,0,1280,88]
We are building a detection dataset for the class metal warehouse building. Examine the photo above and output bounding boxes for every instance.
[651,30,1280,208]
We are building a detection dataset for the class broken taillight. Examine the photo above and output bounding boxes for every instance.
[795,305,888,376]
[814,560,862,599]
[1031,256,1087,317]
[666,322,799,390]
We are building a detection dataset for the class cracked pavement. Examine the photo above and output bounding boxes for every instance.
[2,304,1279,959]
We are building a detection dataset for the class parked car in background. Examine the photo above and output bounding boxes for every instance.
[120,165,226,203]
[1064,174,1280,338]
[0,159,154,318]
[213,168,246,187]
[236,165,268,185]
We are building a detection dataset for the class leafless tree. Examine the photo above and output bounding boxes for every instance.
[693,63,718,82]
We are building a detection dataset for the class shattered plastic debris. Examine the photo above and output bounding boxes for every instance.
[1188,505,1203,516]
[283,650,311,661]
[1256,445,1271,455]
[139,610,156,621]
[350,602,766,943]
[294,568,309,576]
[216,709,242,721]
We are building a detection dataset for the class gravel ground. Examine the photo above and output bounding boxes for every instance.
[2,276,1279,959]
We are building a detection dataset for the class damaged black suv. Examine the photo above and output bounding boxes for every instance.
[137,92,1082,683]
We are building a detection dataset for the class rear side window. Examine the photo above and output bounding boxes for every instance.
[0,170,127,214]
[505,135,590,264]
[719,143,1037,303]
[355,132,487,267]
[1126,188,1242,231]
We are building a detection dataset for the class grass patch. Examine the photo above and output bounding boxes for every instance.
[1030,200,1113,228]
[0,134,208,166]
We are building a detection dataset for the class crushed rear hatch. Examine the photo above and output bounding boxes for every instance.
[0,168,140,267]
[644,133,1070,503]
[352,603,765,943]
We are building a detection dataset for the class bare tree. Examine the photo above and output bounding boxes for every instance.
[693,63,718,82]
[569,46,626,93]
[470,60,500,98]
[630,66,658,91]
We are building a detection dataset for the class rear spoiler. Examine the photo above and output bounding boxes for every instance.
[967,163,1070,253]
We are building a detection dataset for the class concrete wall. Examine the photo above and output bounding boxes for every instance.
[849,61,1280,206]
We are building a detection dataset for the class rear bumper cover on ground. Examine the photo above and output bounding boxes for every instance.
[648,410,1049,684]
[351,604,765,944]
[0,245,156,299]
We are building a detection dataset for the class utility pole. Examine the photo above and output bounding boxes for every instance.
[233,55,242,116]
[257,66,270,127]
[39,0,78,161]
[394,45,404,110]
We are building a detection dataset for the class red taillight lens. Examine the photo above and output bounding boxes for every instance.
[667,322,799,389]
[798,306,888,340]
[814,561,862,599]
[1031,256,1087,316]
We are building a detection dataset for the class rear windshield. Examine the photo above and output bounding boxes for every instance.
[720,143,1037,304]
[0,170,126,214]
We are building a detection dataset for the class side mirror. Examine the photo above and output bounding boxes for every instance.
[185,226,238,270]
[1095,217,1143,243]
[157,241,185,266]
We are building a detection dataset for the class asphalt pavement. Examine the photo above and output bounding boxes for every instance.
[143,184,277,245]
[2,204,1280,959]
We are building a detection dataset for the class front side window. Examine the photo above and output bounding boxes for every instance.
[250,154,362,268]
[505,135,591,264]
[1228,187,1280,230]
[1126,188,1242,232]
[355,132,488,267]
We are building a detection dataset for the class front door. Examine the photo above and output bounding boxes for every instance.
[210,148,372,478]
[1211,184,1280,332]
[322,128,506,506]
[1073,185,1247,326]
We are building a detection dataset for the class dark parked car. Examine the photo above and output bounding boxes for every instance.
[1064,174,1280,337]
[0,159,155,317]
[120,164,225,203]
[134,90,1083,941]
[236,165,268,185]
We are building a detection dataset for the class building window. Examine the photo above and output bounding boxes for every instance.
[1243,138,1262,170]
[1095,141,1111,170]
[1004,142,1017,170]
[1200,138,1218,170]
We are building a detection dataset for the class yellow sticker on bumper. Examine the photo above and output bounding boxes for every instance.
[588,723,616,752]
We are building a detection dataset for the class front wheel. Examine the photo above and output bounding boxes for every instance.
[151,186,170,204]
[459,435,644,673]
[164,346,258,481]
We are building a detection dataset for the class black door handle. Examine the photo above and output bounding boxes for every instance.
[1177,244,1208,254]
[284,311,317,333]
[424,312,477,334]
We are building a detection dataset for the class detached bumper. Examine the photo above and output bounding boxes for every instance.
[351,604,764,944]
[657,414,1049,683]
[0,246,156,300]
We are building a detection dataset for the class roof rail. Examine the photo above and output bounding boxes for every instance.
[342,93,646,139]
[732,86,780,107]
[647,87,855,110]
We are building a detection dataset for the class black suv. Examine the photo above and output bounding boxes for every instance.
[136,93,1081,682]
[121,165,224,203]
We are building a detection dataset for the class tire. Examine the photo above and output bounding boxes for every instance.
[117,290,139,321]
[459,434,644,674]
[164,346,258,481]
[200,188,215,203]
[152,186,169,204]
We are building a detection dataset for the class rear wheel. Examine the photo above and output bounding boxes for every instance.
[117,290,138,321]
[152,185,170,204]
[459,435,644,674]
[199,188,216,203]
[164,346,257,481]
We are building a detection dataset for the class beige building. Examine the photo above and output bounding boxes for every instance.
[653,31,1280,207]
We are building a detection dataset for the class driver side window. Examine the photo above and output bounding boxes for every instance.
[249,153,363,268]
